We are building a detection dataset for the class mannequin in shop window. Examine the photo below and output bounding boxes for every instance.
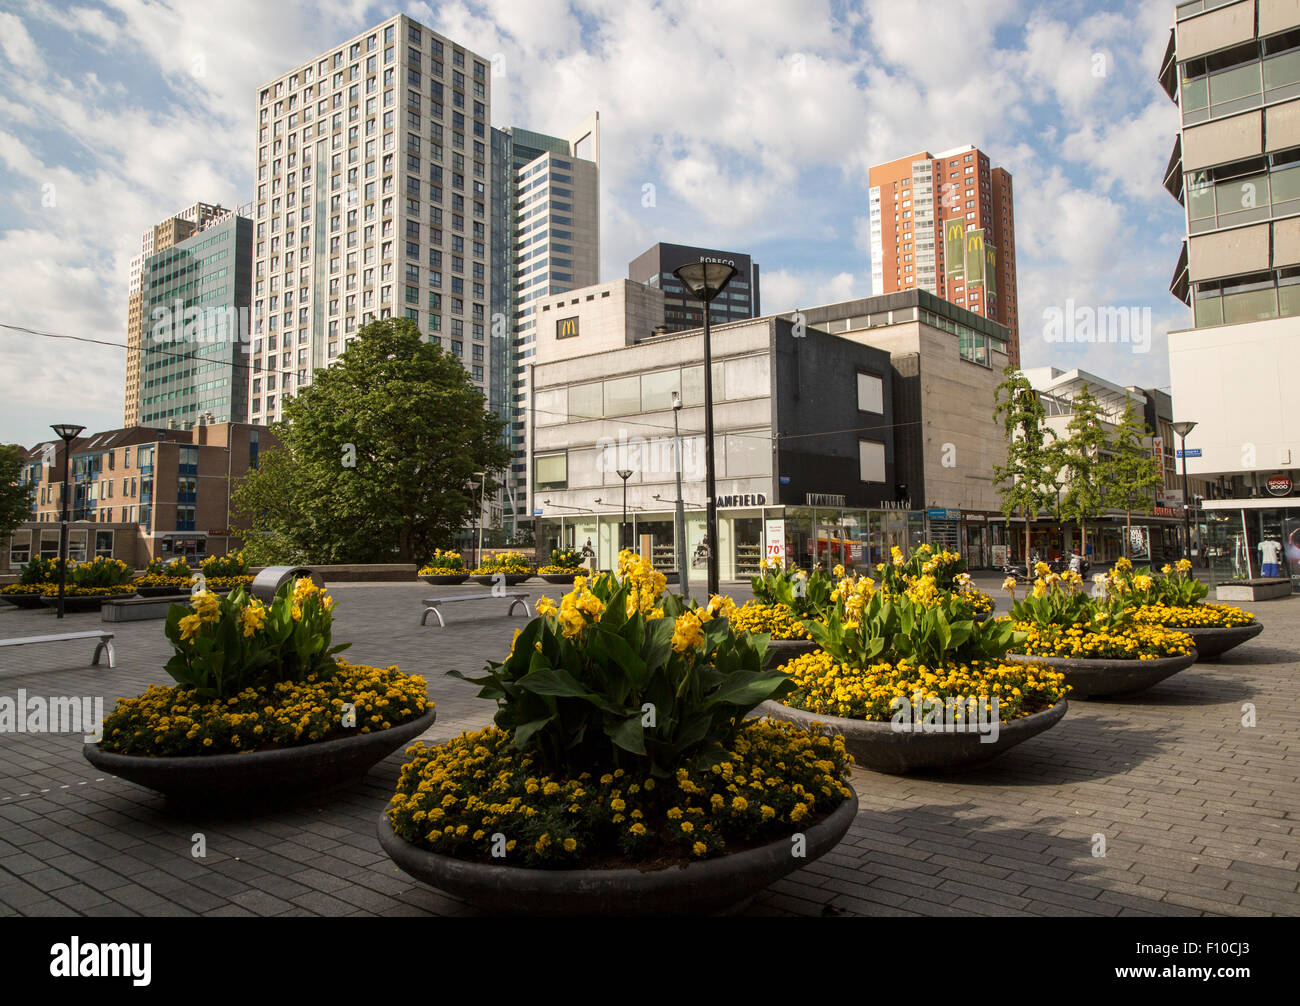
[1259,537,1283,578]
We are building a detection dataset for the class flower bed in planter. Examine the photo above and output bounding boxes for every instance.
[132,574,194,597]
[0,583,52,609]
[380,550,856,915]
[762,585,1070,773]
[727,601,820,669]
[83,579,432,806]
[1130,601,1261,660]
[538,548,585,583]
[470,552,534,585]
[1001,567,1197,698]
[418,549,469,584]
[39,585,137,612]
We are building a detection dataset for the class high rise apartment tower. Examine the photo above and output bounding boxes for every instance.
[250,14,493,424]
[868,146,1020,364]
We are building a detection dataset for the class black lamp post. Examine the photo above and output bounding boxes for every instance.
[673,261,738,597]
[1171,421,1197,562]
[472,470,486,568]
[50,423,85,619]
[617,469,633,551]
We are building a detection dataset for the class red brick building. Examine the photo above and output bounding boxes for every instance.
[869,145,1020,365]
[4,419,276,573]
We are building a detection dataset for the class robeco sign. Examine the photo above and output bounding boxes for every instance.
[1266,474,1293,497]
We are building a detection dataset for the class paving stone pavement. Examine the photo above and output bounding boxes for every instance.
[0,577,1296,917]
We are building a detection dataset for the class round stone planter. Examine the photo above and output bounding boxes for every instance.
[1178,621,1263,660]
[134,584,190,597]
[762,639,819,670]
[471,573,533,586]
[1005,651,1198,699]
[0,592,50,609]
[419,573,470,586]
[84,706,436,806]
[377,788,858,916]
[540,572,582,585]
[757,698,1068,775]
[39,592,137,613]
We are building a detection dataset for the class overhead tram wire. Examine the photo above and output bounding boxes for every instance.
[4,319,929,444]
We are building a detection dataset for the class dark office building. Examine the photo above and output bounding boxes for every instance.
[628,242,760,330]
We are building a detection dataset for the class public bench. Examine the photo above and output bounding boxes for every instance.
[420,592,531,627]
[0,631,115,667]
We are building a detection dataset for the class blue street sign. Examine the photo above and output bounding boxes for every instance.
[1176,448,1201,458]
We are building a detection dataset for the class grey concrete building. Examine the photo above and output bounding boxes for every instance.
[530,288,1011,578]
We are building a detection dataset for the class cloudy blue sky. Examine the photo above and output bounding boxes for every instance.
[0,0,1186,447]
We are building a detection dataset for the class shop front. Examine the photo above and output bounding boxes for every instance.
[536,501,934,583]
[1202,501,1300,591]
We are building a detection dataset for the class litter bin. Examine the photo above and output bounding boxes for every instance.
[249,565,323,604]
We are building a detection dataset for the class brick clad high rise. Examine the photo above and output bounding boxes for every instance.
[868,145,1020,365]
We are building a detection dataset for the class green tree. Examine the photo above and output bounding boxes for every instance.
[0,445,34,541]
[1101,395,1164,558]
[993,367,1058,579]
[1056,383,1109,556]
[232,318,510,564]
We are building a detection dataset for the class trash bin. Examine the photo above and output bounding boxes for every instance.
[249,565,323,604]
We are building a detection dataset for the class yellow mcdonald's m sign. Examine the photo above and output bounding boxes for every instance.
[944,220,965,279]
[965,230,985,286]
[556,316,580,339]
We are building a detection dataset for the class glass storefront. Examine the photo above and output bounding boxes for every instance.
[1204,506,1300,590]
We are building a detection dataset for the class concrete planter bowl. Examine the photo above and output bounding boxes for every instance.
[419,573,470,586]
[377,789,858,916]
[1005,651,1198,699]
[84,706,436,807]
[471,573,533,586]
[762,639,819,670]
[39,592,136,614]
[0,591,50,609]
[540,572,582,585]
[757,699,1068,775]
[1180,621,1263,660]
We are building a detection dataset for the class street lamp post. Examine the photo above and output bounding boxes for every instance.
[671,391,690,602]
[472,470,486,568]
[673,261,738,597]
[50,423,85,620]
[1172,420,1197,562]
[617,469,633,552]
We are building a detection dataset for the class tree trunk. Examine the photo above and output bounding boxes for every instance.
[1125,510,1132,559]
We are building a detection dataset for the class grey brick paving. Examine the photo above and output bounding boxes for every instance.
[0,575,1297,916]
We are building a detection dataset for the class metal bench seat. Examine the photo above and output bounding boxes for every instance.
[420,592,531,627]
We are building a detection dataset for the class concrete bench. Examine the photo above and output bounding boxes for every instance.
[420,592,531,627]
[0,630,115,667]
[102,594,191,622]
